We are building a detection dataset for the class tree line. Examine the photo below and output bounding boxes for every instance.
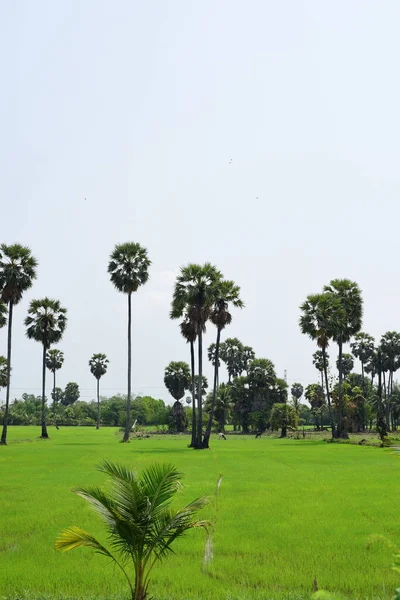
[0,243,398,447]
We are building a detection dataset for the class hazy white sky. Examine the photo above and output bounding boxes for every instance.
[1,0,399,404]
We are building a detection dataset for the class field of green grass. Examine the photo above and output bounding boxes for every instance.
[1,427,399,600]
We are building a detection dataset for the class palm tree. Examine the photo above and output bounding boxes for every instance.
[55,461,210,600]
[0,244,37,445]
[89,353,109,429]
[25,298,67,439]
[171,263,223,448]
[323,279,363,438]
[45,349,64,429]
[219,337,244,383]
[299,292,342,438]
[203,280,244,448]
[379,331,400,430]
[180,317,197,447]
[350,332,375,383]
[164,361,191,433]
[290,382,304,415]
[312,350,327,390]
[108,243,151,442]
[336,353,354,379]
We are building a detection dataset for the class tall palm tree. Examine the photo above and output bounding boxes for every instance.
[323,279,363,438]
[171,263,223,448]
[89,353,109,429]
[45,349,64,429]
[203,280,244,448]
[25,298,67,439]
[108,243,151,443]
[180,317,197,446]
[56,461,210,600]
[299,292,342,438]
[0,244,37,445]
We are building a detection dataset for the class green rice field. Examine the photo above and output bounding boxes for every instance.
[1,427,399,600]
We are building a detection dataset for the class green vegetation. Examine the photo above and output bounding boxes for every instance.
[56,461,209,600]
[1,427,399,600]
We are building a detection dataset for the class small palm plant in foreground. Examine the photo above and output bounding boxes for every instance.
[55,461,210,600]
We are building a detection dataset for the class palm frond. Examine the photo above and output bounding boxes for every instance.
[55,526,114,559]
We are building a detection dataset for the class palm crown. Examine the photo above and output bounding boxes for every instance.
[170,263,223,324]
[46,349,64,373]
[56,461,210,600]
[108,243,151,294]
[25,298,67,347]
[209,279,244,331]
[0,244,37,304]
[351,332,375,365]
[89,353,109,380]
[323,279,363,343]
[164,361,191,401]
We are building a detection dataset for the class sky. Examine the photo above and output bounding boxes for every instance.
[1,0,400,405]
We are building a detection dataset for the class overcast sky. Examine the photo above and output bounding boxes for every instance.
[1,1,399,405]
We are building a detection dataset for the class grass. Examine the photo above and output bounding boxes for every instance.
[1,427,400,600]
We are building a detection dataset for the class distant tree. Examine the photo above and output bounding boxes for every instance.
[108,242,151,443]
[46,349,64,429]
[299,293,340,438]
[240,346,255,375]
[230,375,251,432]
[89,354,109,429]
[51,387,64,419]
[270,403,298,437]
[55,462,210,600]
[219,338,244,382]
[164,361,191,433]
[247,358,277,432]
[312,350,327,389]
[203,280,244,448]
[0,244,37,445]
[63,382,80,406]
[305,383,325,430]
[171,263,223,447]
[379,331,400,430]
[350,332,375,384]
[180,317,197,447]
[214,383,232,432]
[323,279,363,438]
[25,298,67,439]
[336,353,354,379]
[290,382,303,414]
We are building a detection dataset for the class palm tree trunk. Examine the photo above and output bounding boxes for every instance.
[322,346,335,439]
[202,327,221,448]
[96,378,100,429]
[337,339,348,438]
[53,370,59,430]
[196,330,203,448]
[41,343,48,438]
[123,292,132,443]
[0,300,13,445]
[189,340,196,447]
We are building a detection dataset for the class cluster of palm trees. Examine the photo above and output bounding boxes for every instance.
[170,264,244,449]
[0,241,149,445]
[299,278,400,438]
